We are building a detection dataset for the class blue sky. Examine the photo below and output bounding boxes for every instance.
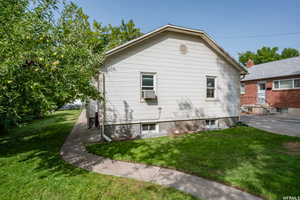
[72,0,300,59]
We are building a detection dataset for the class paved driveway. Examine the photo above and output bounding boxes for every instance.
[241,114,300,137]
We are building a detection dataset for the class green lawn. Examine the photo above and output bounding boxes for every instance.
[88,126,300,200]
[0,110,196,200]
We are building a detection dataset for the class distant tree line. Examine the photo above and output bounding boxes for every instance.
[0,0,142,132]
[239,47,299,66]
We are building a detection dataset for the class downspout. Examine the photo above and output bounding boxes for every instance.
[239,72,247,122]
[100,71,112,142]
[96,73,102,138]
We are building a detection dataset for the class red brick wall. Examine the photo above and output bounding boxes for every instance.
[240,81,257,105]
[241,75,300,108]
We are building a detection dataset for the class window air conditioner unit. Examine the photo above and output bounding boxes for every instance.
[143,90,156,99]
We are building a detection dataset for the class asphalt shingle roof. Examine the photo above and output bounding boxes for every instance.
[242,56,300,81]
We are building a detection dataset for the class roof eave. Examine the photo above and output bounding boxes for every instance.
[242,73,300,82]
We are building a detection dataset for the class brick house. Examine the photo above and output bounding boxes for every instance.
[241,57,300,115]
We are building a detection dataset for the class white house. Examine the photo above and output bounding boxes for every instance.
[91,25,247,140]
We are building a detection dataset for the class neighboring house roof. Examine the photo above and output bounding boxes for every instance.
[242,56,300,81]
[105,24,247,74]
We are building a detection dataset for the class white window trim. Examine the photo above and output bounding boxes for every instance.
[140,72,157,101]
[206,76,217,100]
[273,78,300,90]
[141,123,159,135]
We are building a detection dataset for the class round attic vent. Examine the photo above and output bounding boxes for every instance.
[179,44,188,55]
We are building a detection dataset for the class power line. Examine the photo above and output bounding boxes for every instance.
[215,31,300,39]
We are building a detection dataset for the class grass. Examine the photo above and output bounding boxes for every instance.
[87,126,300,200]
[0,110,196,200]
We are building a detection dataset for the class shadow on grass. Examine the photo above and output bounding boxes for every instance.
[87,127,300,199]
[0,110,86,177]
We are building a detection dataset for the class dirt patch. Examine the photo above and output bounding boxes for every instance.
[283,142,300,155]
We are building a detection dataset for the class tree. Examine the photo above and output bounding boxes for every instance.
[1,0,62,130]
[256,47,281,64]
[281,48,300,59]
[94,19,143,51]
[0,0,142,132]
[238,51,257,66]
[239,46,299,66]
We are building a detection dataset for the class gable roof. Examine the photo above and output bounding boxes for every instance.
[242,56,300,81]
[105,24,246,74]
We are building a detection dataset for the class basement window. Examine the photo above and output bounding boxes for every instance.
[141,123,158,134]
[205,120,218,129]
[276,108,288,113]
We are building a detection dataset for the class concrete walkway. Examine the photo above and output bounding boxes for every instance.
[60,111,261,200]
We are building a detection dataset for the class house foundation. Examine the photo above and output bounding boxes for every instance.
[103,117,239,140]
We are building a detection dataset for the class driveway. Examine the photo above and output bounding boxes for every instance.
[241,114,300,137]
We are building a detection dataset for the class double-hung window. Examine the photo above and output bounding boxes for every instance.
[273,78,300,90]
[142,74,154,90]
[141,72,156,99]
[206,76,216,99]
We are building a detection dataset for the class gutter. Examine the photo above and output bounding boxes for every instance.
[242,73,300,82]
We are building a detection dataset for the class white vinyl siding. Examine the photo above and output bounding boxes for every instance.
[103,32,240,125]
